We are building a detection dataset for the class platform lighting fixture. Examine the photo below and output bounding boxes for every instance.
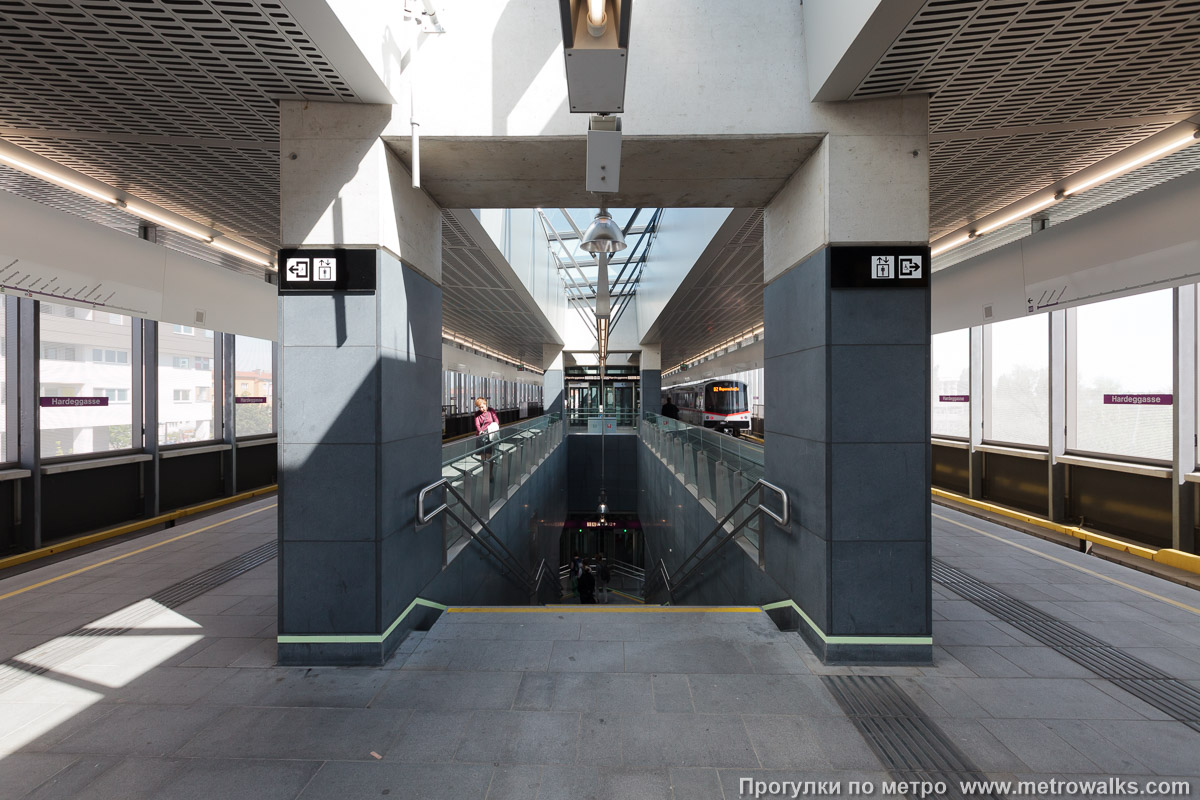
[442,329,545,375]
[586,0,607,35]
[212,238,271,267]
[560,0,631,114]
[930,235,970,258]
[0,151,120,206]
[971,196,1059,238]
[932,128,1200,260]
[579,209,627,254]
[0,140,280,270]
[125,204,214,243]
[1062,130,1200,197]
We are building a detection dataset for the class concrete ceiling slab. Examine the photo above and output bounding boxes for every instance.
[385,136,823,208]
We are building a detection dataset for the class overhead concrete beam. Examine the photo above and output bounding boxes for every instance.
[385,136,821,209]
[803,0,925,102]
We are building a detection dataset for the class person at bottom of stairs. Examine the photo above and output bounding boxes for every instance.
[578,565,596,604]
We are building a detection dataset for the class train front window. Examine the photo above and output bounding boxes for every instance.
[705,383,746,414]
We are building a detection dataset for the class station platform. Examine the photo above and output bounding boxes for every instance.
[1,497,1199,797]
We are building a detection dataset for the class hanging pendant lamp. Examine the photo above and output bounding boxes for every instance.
[580,209,627,254]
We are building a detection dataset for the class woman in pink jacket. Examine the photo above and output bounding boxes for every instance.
[473,397,500,462]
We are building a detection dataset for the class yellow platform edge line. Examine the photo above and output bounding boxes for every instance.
[0,484,278,572]
[446,606,760,613]
[0,502,277,602]
[930,487,1199,569]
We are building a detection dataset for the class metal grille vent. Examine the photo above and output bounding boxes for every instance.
[823,675,1004,799]
[0,540,276,693]
[933,558,1200,732]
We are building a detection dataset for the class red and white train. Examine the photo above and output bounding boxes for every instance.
[663,380,751,435]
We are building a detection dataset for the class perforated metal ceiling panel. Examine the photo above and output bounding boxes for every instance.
[650,210,764,371]
[0,162,268,278]
[853,0,1200,239]
[0,0,362,253]
[934,140,1200,269]
[441,215,555,367]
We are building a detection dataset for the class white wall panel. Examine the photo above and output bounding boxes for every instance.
[933,168,1200,334]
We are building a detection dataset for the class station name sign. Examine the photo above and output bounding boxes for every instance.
[40,397,107,407]
[277,248,377,295]
[830,245,931,289]
[1103,394,1172,405]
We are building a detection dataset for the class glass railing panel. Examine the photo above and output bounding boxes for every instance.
[641,411,763,481]
[442,413,558,470]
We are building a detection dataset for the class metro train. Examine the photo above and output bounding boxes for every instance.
[663,379,751,435]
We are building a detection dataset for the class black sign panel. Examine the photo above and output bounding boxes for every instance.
[830,245,931,289]
[277,248,377,294]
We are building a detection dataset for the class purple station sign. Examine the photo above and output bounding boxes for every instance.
[938,395,970,403]
[1103,394,1172,406]
[40,397,108,407]
[236,397,268,404]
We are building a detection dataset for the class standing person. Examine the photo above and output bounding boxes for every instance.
[474,397,501,472]
[570,552,583,597]
[597,552,611,603]
[578,564,596,604]
[661,396,679,420]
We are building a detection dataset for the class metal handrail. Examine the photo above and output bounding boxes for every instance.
[645,479,790,604]
[418,477,537,593]
[532,559,559,599]
[643,558,672,604]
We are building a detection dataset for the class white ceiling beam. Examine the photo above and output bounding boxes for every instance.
[803,0,925,102]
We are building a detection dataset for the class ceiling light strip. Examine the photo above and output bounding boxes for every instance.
[931,126,1200,259]
[665,325,764,377]
[211,238,272,267]
[443,329,544,375]
[1062,131,1199,197]
[125,203,214,243]
[0,138,275,269]
[0,144,120,205]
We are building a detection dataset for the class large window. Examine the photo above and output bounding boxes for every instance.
[234,334,273,436]
[985,315,1048,447]
[159,324,215,445]
[39,303,134,457]
[931,329,970,439]
[1071,290,1172,461]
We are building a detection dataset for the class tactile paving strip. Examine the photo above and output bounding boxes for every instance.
[822,674,1005,800]
[0,540,276,692]
[933,558,1200,732]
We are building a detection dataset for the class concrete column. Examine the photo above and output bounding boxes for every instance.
[1173,286,1196,552]
[277,102,444,666]
[543,344,564,418]
[640,344,661,417]
[762,99,930,664]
